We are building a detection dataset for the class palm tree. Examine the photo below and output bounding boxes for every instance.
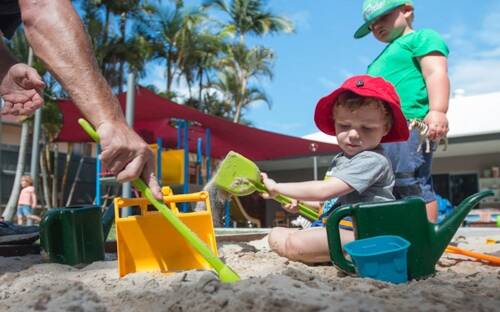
[138,2,206,95]
[216,43,273,122]
[211,64,271,123]
[79,0,153,91]
[203,0,294,44]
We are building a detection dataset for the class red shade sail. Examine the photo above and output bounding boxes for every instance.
[55,87,340,160]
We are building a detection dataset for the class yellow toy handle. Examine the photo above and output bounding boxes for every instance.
[78,118,240,283]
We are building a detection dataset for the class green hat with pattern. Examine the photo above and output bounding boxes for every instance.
[354,0,414,39]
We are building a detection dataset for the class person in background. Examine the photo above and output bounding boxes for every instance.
[16,176,41,225]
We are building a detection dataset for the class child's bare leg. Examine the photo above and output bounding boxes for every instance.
[28,214,41,223]
[268,227,300,257]
[268,227,355,264]
[17,216,24,225]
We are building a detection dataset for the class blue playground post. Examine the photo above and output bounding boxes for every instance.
[156,137,163,186]
[224,200,231,228]
[197,137,203,184]
[205,128,211,180]
[96,144,101,206]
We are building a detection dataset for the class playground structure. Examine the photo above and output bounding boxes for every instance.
[96,119,212,212]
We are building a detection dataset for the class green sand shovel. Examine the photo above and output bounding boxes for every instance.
[78,118,240,283]
[214,151,319,221]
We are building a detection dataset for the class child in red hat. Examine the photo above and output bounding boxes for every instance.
[261,75,409,263]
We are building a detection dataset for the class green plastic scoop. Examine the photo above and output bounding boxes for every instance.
[214,151,319,221]
[78,118,240,283]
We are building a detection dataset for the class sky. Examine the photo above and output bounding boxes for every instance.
[141,0,500,137]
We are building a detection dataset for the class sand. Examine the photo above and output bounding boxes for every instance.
[0,228,499,312]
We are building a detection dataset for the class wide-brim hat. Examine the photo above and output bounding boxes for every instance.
[314,75,409,143]
[354,0,414,39]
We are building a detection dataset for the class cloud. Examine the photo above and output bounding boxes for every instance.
[447,3,500,95]
[450,59,500,94]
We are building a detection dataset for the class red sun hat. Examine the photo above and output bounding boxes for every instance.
[314,75,409,143]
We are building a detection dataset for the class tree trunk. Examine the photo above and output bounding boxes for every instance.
[40,148,52,208]
[2,122,29,220]
[59,143,73,206]
[65,157,84,207]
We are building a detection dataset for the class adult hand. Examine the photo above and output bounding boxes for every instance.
[97,121,162,199]
[0,63,45,116]
[424,110,448,141]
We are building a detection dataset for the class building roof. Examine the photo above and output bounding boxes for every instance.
[446,91,500,138]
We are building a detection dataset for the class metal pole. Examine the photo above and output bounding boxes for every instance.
[122,73,135,205]
[313,156,318,181]
[156,137,163,186]
[29,47,42,190]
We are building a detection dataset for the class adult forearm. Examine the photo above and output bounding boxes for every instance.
[426,70,450,113]
[19,0,125,127]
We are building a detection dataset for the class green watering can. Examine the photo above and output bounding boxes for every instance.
[78,119,240,283]
[326,190,494,280]
[214,151,319,221]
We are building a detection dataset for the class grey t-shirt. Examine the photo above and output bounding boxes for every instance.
[325,146,395,205]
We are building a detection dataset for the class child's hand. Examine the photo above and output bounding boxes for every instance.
[260,172,279,198]
[424,110,448,140]
[281,199,300,214]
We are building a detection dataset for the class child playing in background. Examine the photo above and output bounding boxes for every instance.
[355,0,450,222]
[261,75,409,263]
[17,176,41,225]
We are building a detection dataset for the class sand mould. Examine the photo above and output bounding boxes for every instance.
[0,231,499,312]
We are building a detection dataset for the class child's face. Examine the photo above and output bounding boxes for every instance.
[21,179,28,188]
[334,104,390,156]
[369,6,413,43]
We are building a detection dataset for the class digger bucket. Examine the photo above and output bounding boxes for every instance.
[113,187,218,277]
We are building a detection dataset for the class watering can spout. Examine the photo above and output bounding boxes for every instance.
[432,190,494,261]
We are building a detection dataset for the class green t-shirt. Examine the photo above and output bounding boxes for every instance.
[367,29,449,120]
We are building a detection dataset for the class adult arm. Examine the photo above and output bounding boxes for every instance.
[19,0,161,198]
[420,52,450,141]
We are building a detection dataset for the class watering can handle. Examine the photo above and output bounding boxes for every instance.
[326,205,356,274]
[252,181,319,221]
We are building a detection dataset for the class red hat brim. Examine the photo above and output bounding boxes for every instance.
[314,75,409,143]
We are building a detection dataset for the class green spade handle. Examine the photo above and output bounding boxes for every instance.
[78,118,240,283]
[252,181,319,221]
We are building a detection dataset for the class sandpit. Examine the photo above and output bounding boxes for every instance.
[0,228,499,311]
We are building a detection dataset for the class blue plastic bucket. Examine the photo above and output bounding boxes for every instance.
[343,235,410,284]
